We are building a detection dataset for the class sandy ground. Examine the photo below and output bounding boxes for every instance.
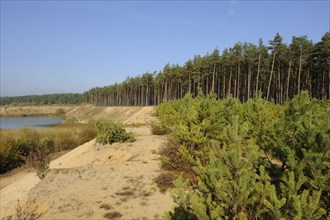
[0,110,174,219]
[0,105,74,117]
[66,105,156,125]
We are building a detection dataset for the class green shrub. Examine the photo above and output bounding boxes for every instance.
[55,108,65,115]
[16,128,40,157]
[95,121,135,145]
[0,123,96,173]
[156,93,328,219]
[159,137,195,172]
[0,136,21,173]
[165,116,327,219]
[150,121,171,135]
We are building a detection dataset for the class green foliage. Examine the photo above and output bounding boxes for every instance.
[0,123,96,174]
[0,135,21,173]
[55,108,65,115]
[167,117,267,219]
[150,121,171,135]
[86,32,330,107]
[95,121,135,145]
[157,93,328,219]
[159,137,193,171]
[0,93,86,106]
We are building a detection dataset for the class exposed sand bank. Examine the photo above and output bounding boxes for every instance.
[0,106,174,219]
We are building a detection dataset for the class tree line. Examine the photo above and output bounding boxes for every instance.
[0,93,86,106]
[1,32,328,106]
[87,32,329,105]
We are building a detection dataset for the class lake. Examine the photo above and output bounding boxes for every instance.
[0,116,64,129]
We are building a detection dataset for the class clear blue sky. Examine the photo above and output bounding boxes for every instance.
[1,0,329,96]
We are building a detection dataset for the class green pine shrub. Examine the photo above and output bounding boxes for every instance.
[95,121,135,145]
[156,92,328,219]
[150,121,171,135]
[159,137,195,172]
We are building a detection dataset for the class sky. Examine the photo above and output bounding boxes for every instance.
[1,0,329,97]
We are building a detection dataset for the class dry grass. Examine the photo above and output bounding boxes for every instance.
[0,123,95,174]
[0,105,74,117]
[103,211,122,219]
[154,172,177,192]
[100,203,113,210]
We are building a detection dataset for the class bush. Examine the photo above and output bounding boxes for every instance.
[154,172,177,192]
[150,121,171,135]
[0,123,96,174]
[0,136,21,173]
[26,141,50,179]
[95,121,135,145]
[157,93,329,219]
[16,128,40,157]
[55,108,65,115]
[165,116,327,219]
[159,137,194,172]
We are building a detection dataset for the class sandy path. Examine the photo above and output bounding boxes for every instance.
[1,125,173,219]
[0,172,40,218]
[0,170,29,190]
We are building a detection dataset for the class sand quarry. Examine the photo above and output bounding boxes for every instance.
[0,106,174,219]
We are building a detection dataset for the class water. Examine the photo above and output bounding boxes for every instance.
[0,116,64,129]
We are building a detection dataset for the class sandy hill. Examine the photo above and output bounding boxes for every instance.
[0,106,174,219]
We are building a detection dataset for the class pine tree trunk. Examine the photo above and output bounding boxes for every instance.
[237,64,240,100]
[222,70,226,99]
[278,65,281,103]
[322,71,326,98]
[206,75,209,95]
[298,47,302,95]
[267,51,276,100]
[163,81,167,102]
[146,84,149,106]
[188,72,191,94]
[212,64,216,93]
[228,66,232,97]
[286,60,292,102]
[247,64,251,100]
[255,52,261,97]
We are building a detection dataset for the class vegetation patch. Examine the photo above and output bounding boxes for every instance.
[103,211,122,219]
[26,140,50,179]
[0,122,96,174]
[100,203,113,210]
[155,92,329,219]
[95,121,135,145]
[55,108,66,115]
[154,172,176,192]
[150,121,171,135]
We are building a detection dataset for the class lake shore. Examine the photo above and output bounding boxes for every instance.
[0,105,156,125]
[0,105,74,117]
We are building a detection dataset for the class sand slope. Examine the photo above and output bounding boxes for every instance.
[1,123,174,219]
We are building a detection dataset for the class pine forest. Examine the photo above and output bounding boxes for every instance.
[87,32,330,106]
